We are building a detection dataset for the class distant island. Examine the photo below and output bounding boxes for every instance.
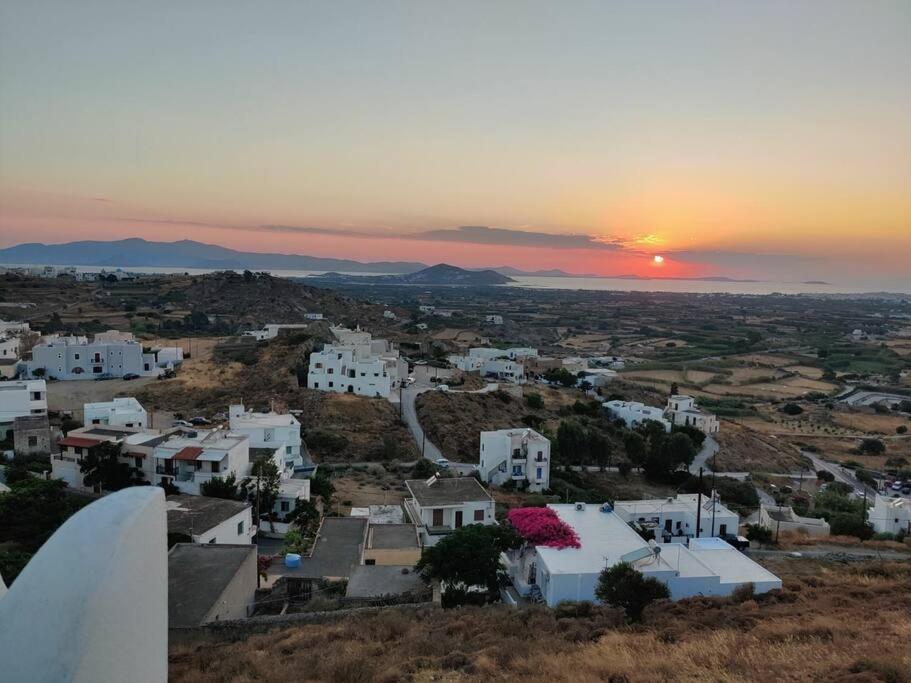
[308,263,513,286]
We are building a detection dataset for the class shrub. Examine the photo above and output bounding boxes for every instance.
[781,403,804,416]
[859,438,885,456]
[525,393,544,410]
[829,513,874,540]
[745,523,773,544]
[595,562,669,621]
[897,425,908,435]
[816,470,835,483]
[730,582,756,604]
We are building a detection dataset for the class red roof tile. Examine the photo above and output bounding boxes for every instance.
[58,436,103,449]
[172,446,204,461]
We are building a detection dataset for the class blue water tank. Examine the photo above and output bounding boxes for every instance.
[284,553,301,568]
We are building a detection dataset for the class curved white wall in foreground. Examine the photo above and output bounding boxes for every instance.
[0,487,167,682]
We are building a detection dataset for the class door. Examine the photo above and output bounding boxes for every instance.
[455,510,463,528]
[432,508,443,526]
[664,519,672,533]
[719,524,728,536]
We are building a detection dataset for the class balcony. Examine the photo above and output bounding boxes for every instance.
[511,450,527,463]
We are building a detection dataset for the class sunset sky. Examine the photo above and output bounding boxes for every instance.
[1,2,909,286]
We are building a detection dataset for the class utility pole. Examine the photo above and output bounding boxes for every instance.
[695,467,703,540]
[422,431,426,458]
[775,493,783,544]
[399,384,403,421]
[710,454,717,536]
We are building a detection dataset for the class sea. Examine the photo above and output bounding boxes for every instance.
[3,263,908,296]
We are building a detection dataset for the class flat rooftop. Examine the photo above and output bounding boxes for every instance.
[405,477,492,507]
[166,495,250,535]
[537,504,651,575]
[231,412,299,428]
[168,544,255,627]
[686,538,782,586]
[367,524,419,550]
[345,565,424,598]
[280,517,367,580]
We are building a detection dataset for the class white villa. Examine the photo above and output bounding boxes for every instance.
[448,347,527,382]
[759,504,831,537]
[307,327,407,398]
[484,314,504,325]
[28,333,161,380]
[404,476,496,546]
[665,395,720,434]
[84,397,148,430]
[166,495,255,545]
[613,493,740,541]
[479,428,551,492]
[504,503,781,607]
[228,403,303,469]
[0,379,47,434]
[242,323,311,341]
[604,399,671,432]
[869,495,911,536]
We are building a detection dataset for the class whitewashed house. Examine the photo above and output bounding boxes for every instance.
[166,495,255,544]
[152,431,252,496]
[479,428,550,492]
[307,328,407,398]
[485,314,504,325]
[869,495,911,535]
[84,397,148,429]
[228,403,303,468]
[0,379,46,424]
[242,323,310,341]
[404,476,496,546]
[603,399,671,432]
[29,334,160,380]
[577,368,617,388]
[504,504,780,607]
[665,395,720,434]
[613,493,740,541]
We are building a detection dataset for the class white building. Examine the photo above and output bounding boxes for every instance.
[869,495,911,535]
[29,333,161,380]
[153,430,252,496]
[504,504,781,607]
[418,305,435,314]
[449,350,525,382]
[577,368,617,388]
[604,399,671,432]
[759,504,831,537]
[84,397,148,429]
[479,428,550,492]
[304,313,324,320]
[404,476,496,546]
[166,494,255,544]
[242,323,310,341]
[228,403,303,469]
[665,395,720,434]
[485,314,504,325]
[307,328,407,398]
[613,493,740,541]
[383,310,397,320]
[0,380,47,435]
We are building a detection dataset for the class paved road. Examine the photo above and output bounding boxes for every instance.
[689,435,719,474]
[801,450,877,499]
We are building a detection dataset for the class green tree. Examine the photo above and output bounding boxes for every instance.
[310,469,335,508]
[248,456,281,528]
[595,561,669,621]
[589,431,612,471]
[79,441,143,493]
[543,367,576,387]
[416,524,520,598]
[556,419,588,466]
[200,472,241,499]
[663,432,697,471]
[525,393,544,410]
[859,438,885,456]
[623,431,647,471]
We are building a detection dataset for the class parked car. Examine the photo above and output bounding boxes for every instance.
[122,373,139,380]
[436,384,449,392]
[903,487,911,496]
[892,481,904,491]
[93,374,113,381]
[190,416,209,425]
[434,458,450,469]
[174,419,192,427]
[722,534,750,551]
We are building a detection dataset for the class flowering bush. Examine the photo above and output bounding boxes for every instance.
[507,507,581,549]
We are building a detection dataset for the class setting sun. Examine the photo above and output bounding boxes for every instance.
[653,255,665,264]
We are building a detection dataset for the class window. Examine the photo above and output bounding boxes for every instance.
[74,447,83,455]
[237,521,245,535]
[280,501,290,512]
[28,435,38,448]
[31,391,42,401]
[536,467,543,480]
[432,508,444,526]
[365,558,376,566]
[92,419,101,425]
[313,382,319,388]
[211,461,220,473]
[263,429,274,442]
[473,509,485,522]
[285,446,292,455]
[92,366,102,374]
[512,465,522,476]
[328,381,334,388]
[327,368,334,374]
[74,353,80,360]
[134,457,143,469]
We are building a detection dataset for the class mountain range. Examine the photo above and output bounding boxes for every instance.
[308,263,513,286]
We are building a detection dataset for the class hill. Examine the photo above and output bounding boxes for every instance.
[401,263,513,285]
[0,238,425,274]
[168,558,911,682]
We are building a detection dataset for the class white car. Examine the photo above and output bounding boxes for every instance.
[406,376,415,385]
[435,458,450,469]
[436,384,449,392]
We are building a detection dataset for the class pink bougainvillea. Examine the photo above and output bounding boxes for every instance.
[507,507,581,549]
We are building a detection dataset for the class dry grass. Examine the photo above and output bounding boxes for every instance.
[712,421,807,473]
[169,559,911,682]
